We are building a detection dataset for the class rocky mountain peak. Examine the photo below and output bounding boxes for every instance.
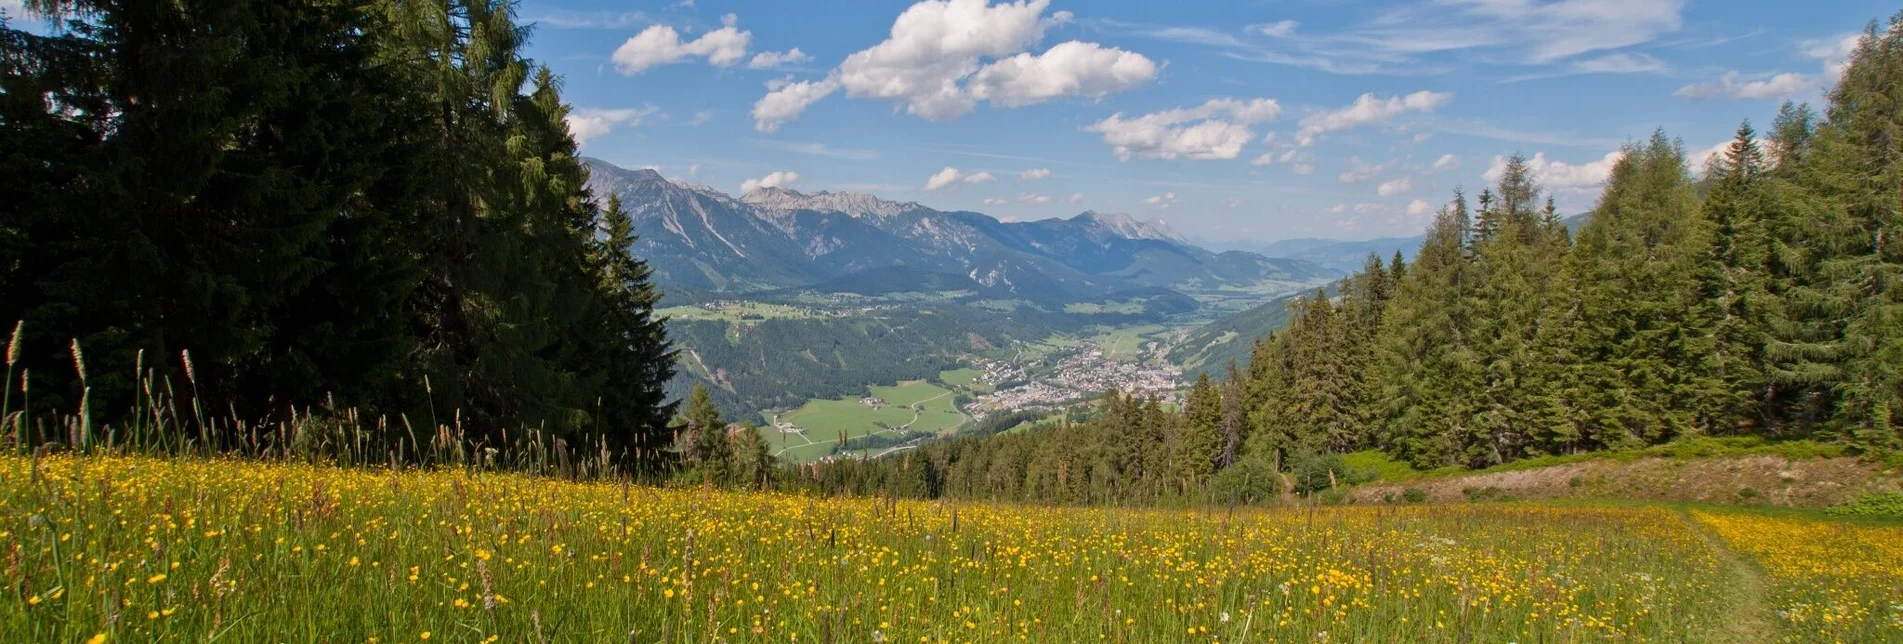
[742,186,919,219]
[1073,211,1187,243]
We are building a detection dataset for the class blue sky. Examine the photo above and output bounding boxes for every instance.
[520,0,1884,242]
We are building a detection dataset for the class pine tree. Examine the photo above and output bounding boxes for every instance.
[1372,193,1473,468]
[1696,122,1777,432]
[682,383,731,482]
[1778,21,1903,449]
[1564,132,1719,449]
[1173,373,1223,492]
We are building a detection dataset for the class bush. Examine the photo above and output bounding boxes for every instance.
[1825,492,1903,518]
[1317,488,1348,505]
[1402,487,1428,504]
[1209,455,1281,505]
[1463,486,1507,502]
[1287,450,1377,495]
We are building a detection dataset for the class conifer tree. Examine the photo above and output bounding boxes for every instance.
[1174,373,1223,492]
[1564,133,1719,448]
[1372,193,1473,468]
[1777,22,1903,449]
[1697,122,1777,432]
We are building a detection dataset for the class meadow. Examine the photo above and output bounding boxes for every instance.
[6,454,1898,642]
[766,381,965,462]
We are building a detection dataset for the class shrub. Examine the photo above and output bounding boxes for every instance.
[1463,486,1506,502]
[1402,487,1428,504]
[1209,455,1281,505]
[1825,491,1903,518]
[1317,488,1348,505]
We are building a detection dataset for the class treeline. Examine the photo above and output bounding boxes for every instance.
[2,1,674,463]
[777,17,1903,503]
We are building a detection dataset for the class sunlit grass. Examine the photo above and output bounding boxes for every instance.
[0,454,1756,642]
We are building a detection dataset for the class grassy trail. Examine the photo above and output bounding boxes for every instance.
[1678,509,1777,643]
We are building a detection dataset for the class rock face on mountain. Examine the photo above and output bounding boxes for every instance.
[582,158,1336,299]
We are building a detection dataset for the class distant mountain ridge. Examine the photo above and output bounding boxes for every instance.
[583,157,1337,301]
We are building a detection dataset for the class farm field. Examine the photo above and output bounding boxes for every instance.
[7,455,1899,642]
[765,381,964,462]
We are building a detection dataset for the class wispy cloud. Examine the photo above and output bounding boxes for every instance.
[523,9,649,30]
[755,139,879,161]
[1100,0,1686,75]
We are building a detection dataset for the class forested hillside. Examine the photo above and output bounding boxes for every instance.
[1,0,675,464]
[776,19,1903,502]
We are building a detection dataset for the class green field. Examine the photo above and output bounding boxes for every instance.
[938,367,981,387]
[764,381,965,462]
[1087,323,1172,361]
[656,301,832,322]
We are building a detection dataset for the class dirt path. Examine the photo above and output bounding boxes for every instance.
[1677,509,1778,643]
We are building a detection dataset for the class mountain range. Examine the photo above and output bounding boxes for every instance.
[584,158,1338,302]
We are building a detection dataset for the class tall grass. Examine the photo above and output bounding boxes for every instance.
[2,454,1749,642]
[1,323,657,483]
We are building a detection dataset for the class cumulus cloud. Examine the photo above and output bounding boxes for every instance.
[1087,98,1282,161]
[1069,192,1084,203]
[1018,168,1052,180]
[690,110,716,127]
[752,77,842,132]
[565,106,662,145]
[967,41,1157,108]
[759,0,1154,128]
[1017,192,1051,203]
[1674,71,1813,101]
[1485,151,1623,192]
[748,48,812,69]
[1407,199,1433,215]
[924,166,995,191]
[1377,177,1413,197]
[1142,192,1178,209]
[1296,91,1452,146]
[1432,154,1459,171]
[741,170,801,194]
[612,14,751,74]
[982,197,1008,206]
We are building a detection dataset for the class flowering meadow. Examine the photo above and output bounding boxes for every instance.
[1692,510,1903,642]
[0,455,1894,643]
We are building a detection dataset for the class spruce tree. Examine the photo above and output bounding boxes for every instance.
[1174,373,1223,492]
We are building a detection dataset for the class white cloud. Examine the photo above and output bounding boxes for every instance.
[741,170,801,194]
[1432,154,1459,171]
[1802,32,1861,80]
[1068,192,1084,203]
[1296,91,1452,145]
[1412,132,1434,144]
[1327,203,1347,214]
[1017,192,1051,203]
[924,166,996,191]
[982,197,1008,206]
[565,106,662,145]
[1407,199,1433,215]
[612,14,751,74]
[1337,157,1391,183]
[1087,98,1282,161]
[763,0,1153,128]
[1132,0,1684,76]
[752,77,842,132]
[968,41,1157,108]
[1377,177,1413,197]
[747,48,813,69]
[1253,20,1299,38]
[1223,198,1244,209]
[757,140,880,160]
[1142,192,1179,209]
[1485,151,1624,192]
[1674,71,1813,101]
[524,9,649,29]
[1571,52,1665,74]
[1018,168,1051,180]
[690,110,715,127]
[1291,162,1315,175]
